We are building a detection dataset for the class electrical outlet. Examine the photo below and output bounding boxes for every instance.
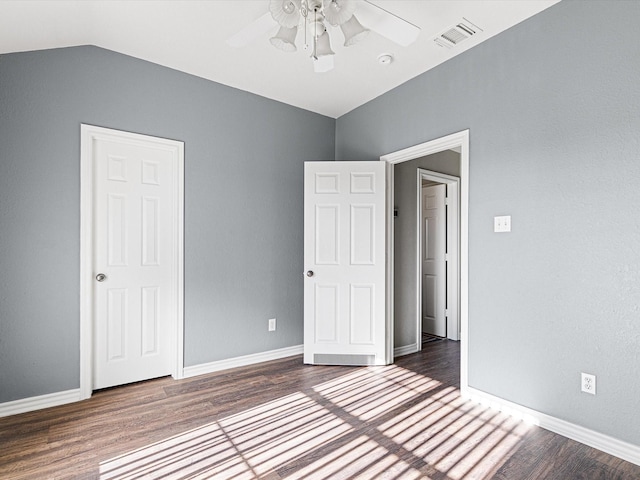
[268,318,276,332]
[581,372,596,395]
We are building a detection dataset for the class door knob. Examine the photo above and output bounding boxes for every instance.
[96,273,107,282]
[306,270,314,277]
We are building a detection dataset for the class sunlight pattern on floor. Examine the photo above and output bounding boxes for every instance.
[99,365,530,479]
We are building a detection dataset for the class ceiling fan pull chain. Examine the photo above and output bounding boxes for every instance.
[301,0,309,52]
[312,8,318,59]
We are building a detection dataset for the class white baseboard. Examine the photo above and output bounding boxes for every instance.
[0,347,303,418]
[463,386,640,467]
[182,344,303,379]
[0,389,82,418]
[394,343,419,358]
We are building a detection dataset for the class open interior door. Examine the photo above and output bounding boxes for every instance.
[304,161,390,366]
[422,183,447,337]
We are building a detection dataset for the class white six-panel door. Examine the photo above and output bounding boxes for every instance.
[303,161,388,366]
[83,126,183,391]
[422,184,447,337]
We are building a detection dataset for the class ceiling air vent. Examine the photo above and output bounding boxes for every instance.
[434,18,483,49]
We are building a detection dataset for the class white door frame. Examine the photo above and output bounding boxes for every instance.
[417,169,460,343]
[79,124,185,400]
[381,129,470,393]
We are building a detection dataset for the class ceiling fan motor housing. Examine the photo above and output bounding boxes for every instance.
[308,0,323,13]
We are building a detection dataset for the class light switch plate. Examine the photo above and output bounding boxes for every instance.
[494,215,511,233]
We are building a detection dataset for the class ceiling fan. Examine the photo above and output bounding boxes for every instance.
[226,0,420,73]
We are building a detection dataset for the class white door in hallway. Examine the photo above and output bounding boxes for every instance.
[89,127,182,390]
[303,161,389,366]
[422,184,447,337]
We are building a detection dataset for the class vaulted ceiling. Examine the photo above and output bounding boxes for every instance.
[0,0,560,118]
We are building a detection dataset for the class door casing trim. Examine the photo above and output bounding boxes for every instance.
[79,124,184,399]
[381,129,469,393]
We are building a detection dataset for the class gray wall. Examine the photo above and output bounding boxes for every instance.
[336,1,640,446]
[0,46,335,402]
[2,0,639,451]
[393,151,460,348]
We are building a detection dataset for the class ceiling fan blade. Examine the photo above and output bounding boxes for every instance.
[314,55,334,73]
[357,1,420,47]
[226,12,276,48]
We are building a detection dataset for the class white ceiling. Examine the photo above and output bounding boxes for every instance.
[0,0,560,118]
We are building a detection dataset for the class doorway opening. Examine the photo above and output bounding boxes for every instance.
[381,130,469,392]
[418,169,460,345]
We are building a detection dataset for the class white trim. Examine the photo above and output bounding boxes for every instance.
[416,173,423,349]
[182,345,304,379]
[175,139,185,380]
[446,180,460,340]
[0,389,82,418]
[394,343,419,358]
[80,124,185,399]
[0,345,302,417]
[465,387,640,467]
[385,162,395,364]
[417,169,460,342]
[381,130,470,392]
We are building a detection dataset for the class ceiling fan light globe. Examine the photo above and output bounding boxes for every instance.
[340,14,369,46]
[270,26,298,52]
[270,0,301,28]
[322,0,357,26]
[315,31,335,56]
[308,20,326,37]
[283,1,296,14]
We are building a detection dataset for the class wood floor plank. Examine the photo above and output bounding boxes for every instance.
[1,341,639,479]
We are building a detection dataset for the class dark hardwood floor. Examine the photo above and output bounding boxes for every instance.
[1,341,638,479]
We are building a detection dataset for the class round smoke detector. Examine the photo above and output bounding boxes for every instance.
[377,53,394,65]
